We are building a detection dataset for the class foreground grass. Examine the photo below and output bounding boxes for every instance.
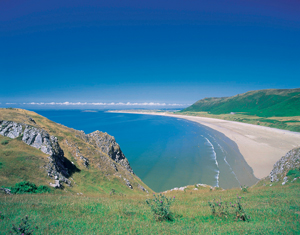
[178,111,300,133]
[1,182,299,234]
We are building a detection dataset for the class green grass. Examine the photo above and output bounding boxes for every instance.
[287,169,300,178]
[182,88,300,117]
[0,181,299,234]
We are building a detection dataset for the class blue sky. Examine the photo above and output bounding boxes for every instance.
[1,0,300,109]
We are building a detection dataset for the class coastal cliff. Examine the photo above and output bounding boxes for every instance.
[0,108,149,194]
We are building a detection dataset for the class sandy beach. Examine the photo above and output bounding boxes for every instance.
[110,111,300,179]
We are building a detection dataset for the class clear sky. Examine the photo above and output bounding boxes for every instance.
[1,0,300,109]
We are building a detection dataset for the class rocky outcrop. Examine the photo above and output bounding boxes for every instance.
[0,120,23,138]
[138,184,149,193]
[0,120,71,185]
[78,130,134,174]
[268,147,300,182]
[123,178,133,189]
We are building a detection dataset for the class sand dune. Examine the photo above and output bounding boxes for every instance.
[111,111,300,179]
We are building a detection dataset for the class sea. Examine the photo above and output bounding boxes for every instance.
[33,110,258,192]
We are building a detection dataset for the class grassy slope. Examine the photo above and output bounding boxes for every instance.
[0,135,50,187]
[0,108,151,196]
[182,88,300,117]
[0,178,299,234]
[180,88,300,132]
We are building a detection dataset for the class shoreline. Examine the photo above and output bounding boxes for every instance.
[109,110,300,179]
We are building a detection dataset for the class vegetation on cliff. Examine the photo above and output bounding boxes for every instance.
[182,88,300,117]
[180,88,300,132]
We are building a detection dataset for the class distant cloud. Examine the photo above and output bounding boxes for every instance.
[21,101,189,106]
[6,103,17,104]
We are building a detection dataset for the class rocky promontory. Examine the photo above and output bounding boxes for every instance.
[0,120,71,186]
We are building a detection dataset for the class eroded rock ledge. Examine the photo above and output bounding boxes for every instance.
[77,130,134,174]
[0,120,71,186]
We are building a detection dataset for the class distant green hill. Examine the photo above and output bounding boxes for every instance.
[182,88,300,117]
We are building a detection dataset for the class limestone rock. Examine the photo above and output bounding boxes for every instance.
[138,184,149,193]
[0,120,23,138]
[0,187,12,195]
[79,130,134,174]
[0,120,71,186]
[268,147,300,182]
[49,180,61,188]
[123,178,133,189]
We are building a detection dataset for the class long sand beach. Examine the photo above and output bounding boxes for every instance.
[110,111,300,179]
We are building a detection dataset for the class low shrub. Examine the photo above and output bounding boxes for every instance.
[1,140,9,145]
[208,197,229,218]
[208,195,250,222]
[146,193,175,221]
[241,185,249,193]
[232,195,250,222]
[8,181,50,194]
[9,215,37,235]
[287,169,300,178]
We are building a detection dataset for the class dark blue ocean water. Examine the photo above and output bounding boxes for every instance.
[33,110,257,192]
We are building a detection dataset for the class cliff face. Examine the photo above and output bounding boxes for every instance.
[82,130,134,174]
[0,120,71,186]
[267,147,300,183]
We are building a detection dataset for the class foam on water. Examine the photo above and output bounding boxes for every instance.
[207,134,241,185]
[204,136,220,187]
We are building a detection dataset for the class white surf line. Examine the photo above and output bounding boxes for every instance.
[204,136,220,187]
[207,134,241,185]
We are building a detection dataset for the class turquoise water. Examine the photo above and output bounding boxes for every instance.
[33,110,258,192]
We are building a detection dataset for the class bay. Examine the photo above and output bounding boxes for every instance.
[33,110,258,192]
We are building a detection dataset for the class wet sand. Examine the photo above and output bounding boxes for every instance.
[110,111,300,179]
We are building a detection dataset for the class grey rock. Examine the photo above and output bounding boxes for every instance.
[28,116,36,124]
[123,178,133,189]
[268,147,300,182]
[79,130,134,174]
[138,184,149,193]
[0,120,23,138]
[75,147,89,168]
[49,180,61,188]
[0,187,12,195]
[0,120,71,186]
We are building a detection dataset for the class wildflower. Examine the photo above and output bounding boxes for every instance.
[219,204,221,206]
[160,201,163,203]
[239,197,241,199]
[173,196,175,199]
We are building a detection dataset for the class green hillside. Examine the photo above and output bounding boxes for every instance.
[182,88,300,117]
